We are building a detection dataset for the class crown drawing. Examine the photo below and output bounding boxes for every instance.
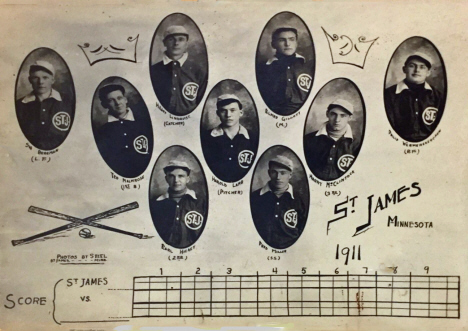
[322,27,378,69]
[78,35,139,66]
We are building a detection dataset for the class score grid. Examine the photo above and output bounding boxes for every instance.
[132,272,460,318]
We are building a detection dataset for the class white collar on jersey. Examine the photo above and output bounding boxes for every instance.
[395,80,432,94]
[107,107,135,122]
[259,183,295,199]
[21,89,62,103]
[316,123,354,141]
[266,53,305,65]
[210,124,250,139]
[163,52,189,66]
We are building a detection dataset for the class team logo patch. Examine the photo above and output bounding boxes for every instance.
[337,154,355,172]
[238,150,254,169]
[133,135,149,154]
[182,82,199,101]
[297,73,312,92]
[422,107,438,125]
[184,211,204,230]
[52,112,71,131]
[284,209,298,228]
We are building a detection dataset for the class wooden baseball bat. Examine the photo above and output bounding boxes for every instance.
[27,206,143,239]
[12,202,139,246]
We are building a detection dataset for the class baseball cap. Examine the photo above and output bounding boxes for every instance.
[272,26,298,40]
[216,94,243,109]
[164,25,189,41]
[164,160,191,174]
[405,52,432,69]
[269,155,294,172]
[328,98,354,115]
[30,60,55,76]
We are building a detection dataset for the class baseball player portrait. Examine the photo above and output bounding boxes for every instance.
[15,48,75,150]
[201,80,259,183]
[304,78,365,181]
[149,146,208,249]
[92,78,153,179]
[256,12,315,116]
[250,146,309,249]
[384,37,446,143]
[150,13,208,116]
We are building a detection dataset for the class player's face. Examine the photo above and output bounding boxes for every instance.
[268,163,292,191]
[164,35,189,59]
[403,59,431,84]
[272,31,298,56]
[166,168,190,193]
[327,107,351,133]
[29,70,54,95]
[104,90,128,117]
[217,101,243,128]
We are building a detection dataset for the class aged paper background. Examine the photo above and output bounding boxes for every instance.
[0,1,467,330]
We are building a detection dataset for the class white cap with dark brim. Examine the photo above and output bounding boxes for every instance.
[164,25,189,40]
[328,98,354,115]
[163,160,191,173]
[405,52,432,69]
[269,155,294,172]
[216,94,242,108]
[30,60,55,76]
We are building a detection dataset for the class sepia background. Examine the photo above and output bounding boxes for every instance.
[304,77,365,137]
[385,36,446,92]
[256,11,315,64]
[149,145,208,200]
[251,145,309,205]
[149,13,208,68]
[15,47,75,101]
[91,76,149,130]
[200,79,259,133]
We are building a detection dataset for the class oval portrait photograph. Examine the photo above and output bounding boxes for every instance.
[304,78,365,182]
[149,146,208,249]
[15,47,75,151]
[256,11,315,116]
[384,36,447,142]
[200,79,259,183]
[149,13,208,116]
[91,77,153,178]
[250,145,309,249]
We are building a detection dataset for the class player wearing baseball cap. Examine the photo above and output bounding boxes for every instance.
[250,155,307,249]
[202,94,257,182]
[150,25,207,116]
[304,99,360,181]
[16,60,73,150]
[149,160,207,248]
[256,26,314,116]
[384,51,444,142]
[95,83,153,178]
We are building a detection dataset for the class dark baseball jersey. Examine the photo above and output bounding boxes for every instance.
[16,89,73,150]
[150,53,207,116]
[96,108,152,178]
[257,53,314,116]
[251,184,307,249]
[202,125,257,182]
[304,124,359,181]
[384,80,444,142]
[150,189,207,248]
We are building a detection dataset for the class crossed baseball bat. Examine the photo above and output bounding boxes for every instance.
[12,202,149,246]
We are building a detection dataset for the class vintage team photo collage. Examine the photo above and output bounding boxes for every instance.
[5,1,466,329]
[14,11,446,250]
